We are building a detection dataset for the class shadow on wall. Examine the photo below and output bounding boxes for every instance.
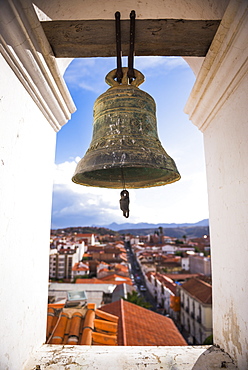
[192,346,237,369]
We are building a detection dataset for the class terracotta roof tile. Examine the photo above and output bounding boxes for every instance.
[68,312,83,344]
[95,309,119,323]
[75,278,132,286]
[164,273,200,281]
[181,277,212,304]
[72,263,89,272]
[46,302,118,346]
[99,299,187,346]
[74,233,94,237]
[49,312,69,344]
[100,274,131,282]
[98,268,109,274]
[92,332,117,345]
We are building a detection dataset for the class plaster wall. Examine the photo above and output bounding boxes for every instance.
[202,305,212,332]
[0,54,56,369]
[204,71,248,367]
[189,255,211,276]
[184,1,248,366]
[33,0,229,20]
[181,257,190,270]
[162,288,173,313]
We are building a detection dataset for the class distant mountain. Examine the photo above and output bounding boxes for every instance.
[116,226,209,238]
[51,221,209,239]
[51,226,120,236]
[105,219,209,231]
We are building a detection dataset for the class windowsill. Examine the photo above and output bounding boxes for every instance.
[24,344,237,369]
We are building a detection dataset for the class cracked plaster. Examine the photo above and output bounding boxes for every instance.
[24,345,237,370]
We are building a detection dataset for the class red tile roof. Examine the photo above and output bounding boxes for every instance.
[72,262,89,272]
[181,277,212,304]
[75,278,132,285]
[98,268,109,273]
[46,302,118,346]
[146,272,177,295]
[99,299,187,346]
[155,273,177,295]
[100,274,132,284]
[164,273,200,281]
[74,233,94,237]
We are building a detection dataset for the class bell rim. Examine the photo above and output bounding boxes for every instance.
[72,166,181,189]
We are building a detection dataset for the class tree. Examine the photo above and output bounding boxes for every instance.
[123,291,152,309]
[203,334,213,345]
[175,251,183,257]
[175,239,184,245]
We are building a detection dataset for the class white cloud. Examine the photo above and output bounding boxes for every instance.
[63,56,188,94]
[51,157,208,229]
[64,58,96,85]
[134,56,187,72]
[51,159,137,227]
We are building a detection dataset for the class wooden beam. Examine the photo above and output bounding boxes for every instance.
[41,19,220,58]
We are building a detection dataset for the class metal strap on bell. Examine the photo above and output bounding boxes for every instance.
[72,66,181,189]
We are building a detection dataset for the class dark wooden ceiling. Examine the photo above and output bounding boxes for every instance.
[41,19,220,58]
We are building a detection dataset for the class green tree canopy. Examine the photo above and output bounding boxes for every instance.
[123,291,152,309]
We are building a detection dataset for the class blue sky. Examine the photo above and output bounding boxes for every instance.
[51,56,209,228]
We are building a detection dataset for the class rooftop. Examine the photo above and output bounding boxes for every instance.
[46,298,187,347]
[46,302,118,345]
[181,277,212,304]
[76,277,132,285]
[164,273,200,281]
[100,299,187,346]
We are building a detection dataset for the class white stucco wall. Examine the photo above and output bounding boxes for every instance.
[204,69,248,367]
[185,1,248,367]
[0,54,56,369]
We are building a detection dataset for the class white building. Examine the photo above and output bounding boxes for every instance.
[146,272,177,317]
[162,244,177,254]
[49,241,86,280]
[75,241,86,261]
[49,248,78,280]
[1,0,248,368]
[179,277,212,344]
[73,233,95,246]
[189,254,212,276]
[181,256,190,271]
[71,262,90,279]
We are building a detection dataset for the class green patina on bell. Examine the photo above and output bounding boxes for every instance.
[72,67,180,189]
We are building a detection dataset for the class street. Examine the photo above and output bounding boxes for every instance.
[125,241,158,312]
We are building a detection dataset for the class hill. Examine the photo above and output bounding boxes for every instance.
[51,226,120,236]
[51,220,209,239]
[105,219,209,231]
[117,226,209,238]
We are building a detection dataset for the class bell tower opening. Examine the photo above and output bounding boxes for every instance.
[2,0,248,368]
[52,56,208,228]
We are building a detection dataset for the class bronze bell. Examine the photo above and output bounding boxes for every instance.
[72,67,180,189]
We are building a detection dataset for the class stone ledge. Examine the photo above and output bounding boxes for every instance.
[24,345,237,369]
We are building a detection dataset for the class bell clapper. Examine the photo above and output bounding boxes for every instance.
[120,189,130,218]
[120,168,130,218]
